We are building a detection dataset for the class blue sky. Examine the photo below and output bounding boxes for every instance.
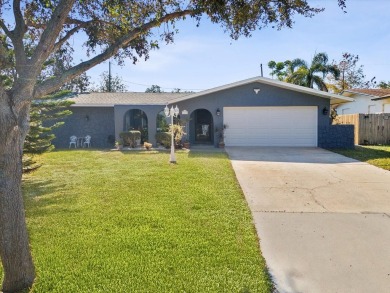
[87,0,388,92]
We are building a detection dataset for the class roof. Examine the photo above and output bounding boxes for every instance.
[69,77,353,107]
[168,77,353,105]
[372,95,390,101]
[342,88,390,100]
[69,92,190,107]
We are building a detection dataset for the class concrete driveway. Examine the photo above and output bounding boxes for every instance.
[226,147,390,293]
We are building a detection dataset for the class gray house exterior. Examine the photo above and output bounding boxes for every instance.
[52,77,354,149]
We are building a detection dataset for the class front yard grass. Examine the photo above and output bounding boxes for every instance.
[12,150,271,292]
[331,145,390,171]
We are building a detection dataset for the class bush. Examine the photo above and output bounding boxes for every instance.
[156,132,171,148]
[156,124,185,148]
[144,142,152,150]
[141,128,148,143]
[170,124,185,145]
[119,131,141,148]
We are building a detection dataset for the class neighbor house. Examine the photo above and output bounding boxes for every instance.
[335,88,390,114]
[52,76,355,149]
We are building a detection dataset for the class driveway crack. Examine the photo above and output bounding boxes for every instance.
[308,190,328,211]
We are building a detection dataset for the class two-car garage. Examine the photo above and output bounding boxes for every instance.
[223,106,318,147]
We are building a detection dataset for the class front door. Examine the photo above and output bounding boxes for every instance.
[194,109,213,144]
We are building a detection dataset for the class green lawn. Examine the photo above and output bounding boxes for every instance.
[13,150,271,292]
[331,145,390,171]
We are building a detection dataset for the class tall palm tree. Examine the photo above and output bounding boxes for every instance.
[286,53,340,92]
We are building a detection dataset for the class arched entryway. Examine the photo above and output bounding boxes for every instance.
[123,109,148,142]
[191,109,214,144]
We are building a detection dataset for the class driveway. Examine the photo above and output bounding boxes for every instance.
[226,147,390,293]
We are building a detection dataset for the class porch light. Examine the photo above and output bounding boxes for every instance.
[322,107,329,116]
[216,108,221,116]
[164,105,180,163]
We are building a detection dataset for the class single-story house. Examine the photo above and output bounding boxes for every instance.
[335,88,390,114]
[52,76,355,149]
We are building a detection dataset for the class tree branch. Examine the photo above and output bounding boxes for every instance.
[52,24,87,53]
[65,17,114,27]
[0,19,11,37]
[27,17,93,30]
[13,0,26,36]
[34,9,195,98]
[29,0,76,69]
[11,0,28,72]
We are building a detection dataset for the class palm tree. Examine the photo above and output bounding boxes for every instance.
[268,61,287,81]
[286,53,340,92]
[284,58,306,76]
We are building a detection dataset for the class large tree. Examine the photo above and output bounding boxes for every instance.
[145,84,164,93]
[327,52,376,93]
[0,36,87,171]
[378,81,390,89]
[92,71,127,92]
[0,0,346,291]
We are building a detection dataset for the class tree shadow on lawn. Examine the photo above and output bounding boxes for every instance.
[331,146,390,170]
[23,178,67,198]
[333,146,390,161]
[115,149,200,157]
[22,178,80,217]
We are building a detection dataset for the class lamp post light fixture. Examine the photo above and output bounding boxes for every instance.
[164,104,180,163]
[322,107,329,116]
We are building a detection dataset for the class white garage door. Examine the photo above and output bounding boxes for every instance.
[224,106,318,147]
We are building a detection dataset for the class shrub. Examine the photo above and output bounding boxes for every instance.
[170,124,185,145]
[144,142,152,150]
[156,125,186,148]
[119,131,141,148]
[156,132,171,148]
[141,127,148,143]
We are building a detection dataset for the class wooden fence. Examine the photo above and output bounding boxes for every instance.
[333,114,390,145]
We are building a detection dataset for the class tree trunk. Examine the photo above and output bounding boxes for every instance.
[0,93,35,292]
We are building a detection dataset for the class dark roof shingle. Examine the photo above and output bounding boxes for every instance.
[69,92,190,106]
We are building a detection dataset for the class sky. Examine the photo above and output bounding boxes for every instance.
[5,0,389,92]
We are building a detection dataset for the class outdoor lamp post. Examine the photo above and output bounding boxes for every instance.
[164,104,180,163]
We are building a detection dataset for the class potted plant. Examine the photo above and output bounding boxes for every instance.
[216,126,225,148]
[183,140,190,149]
[144,142,152,150]
[115,140,123,150]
